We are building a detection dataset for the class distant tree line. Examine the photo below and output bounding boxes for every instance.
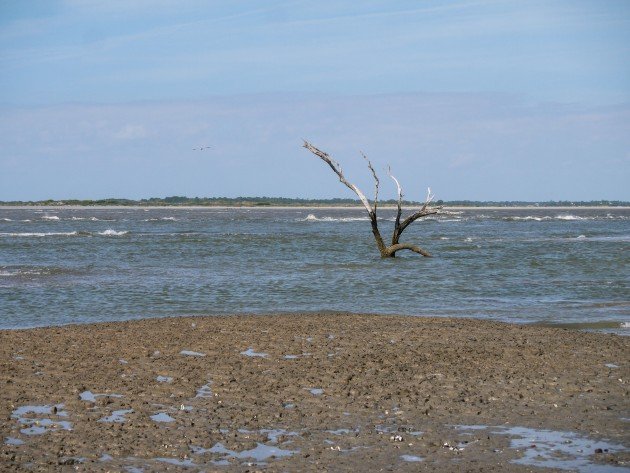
[0,197,628,207]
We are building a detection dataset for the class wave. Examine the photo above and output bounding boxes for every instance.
[501,214,619,222]
[0,231,79,237]
[144,217,178,222]
[1,218,12,222]
[98,229,129,236]
[0,265,85,278]
[303,214,370,222]
[41,215,60,221]
[1,229,129,237]
[555,214,584,221]
[65,216,116,222]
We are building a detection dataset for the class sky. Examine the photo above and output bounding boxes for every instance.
[1,0,629,201]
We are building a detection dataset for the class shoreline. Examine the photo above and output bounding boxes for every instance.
[1,311,628,334]
[1,313,628,471]
[1,204,629,211]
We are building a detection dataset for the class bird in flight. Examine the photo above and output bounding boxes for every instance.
[192,146,212,151]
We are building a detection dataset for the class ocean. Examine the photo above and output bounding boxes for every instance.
[0,207,628,332]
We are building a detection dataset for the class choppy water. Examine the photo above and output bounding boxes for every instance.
[0,207,628,332]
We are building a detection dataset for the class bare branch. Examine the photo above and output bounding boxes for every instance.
[419,187,435,212]
[303,141,374,215]
[397,207,441,237]
[386,243,432,258]
[302,140,438,258]
[387,166,403,243]
[361,151,379,211]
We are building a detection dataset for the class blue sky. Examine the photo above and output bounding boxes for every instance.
[1,0,629,201]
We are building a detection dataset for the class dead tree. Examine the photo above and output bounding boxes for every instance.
[303,141,441,258]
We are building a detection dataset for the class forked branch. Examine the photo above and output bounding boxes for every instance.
[303,141,439,258]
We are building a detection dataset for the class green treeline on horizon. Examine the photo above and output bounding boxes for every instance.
[0,196,628,207]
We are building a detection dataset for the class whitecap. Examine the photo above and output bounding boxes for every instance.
[621,322,630,329]
[555,215,583,221]
[576,235,586,239]
[0,218,12,222]
[98,229,128,236]
[0,231,78,237]
[41,215,60,220]
[505,216,548,221]
[145,216,178,222]
[303,215,369,222]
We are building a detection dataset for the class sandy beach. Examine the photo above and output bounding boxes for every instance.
[1,314,628,471]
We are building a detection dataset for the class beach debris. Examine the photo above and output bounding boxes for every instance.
[156,376,173,383]
[391,435,404,442]
[442,442,462,453]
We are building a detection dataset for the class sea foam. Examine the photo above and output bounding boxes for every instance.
[303,214,369,222]
[0,231,78,237]
[98,229,129,236]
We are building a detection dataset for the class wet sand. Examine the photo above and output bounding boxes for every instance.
[1,314,628,471]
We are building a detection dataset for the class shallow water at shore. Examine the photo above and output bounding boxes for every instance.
[0,207,628,331]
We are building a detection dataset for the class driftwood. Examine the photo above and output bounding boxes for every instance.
[303,141,440,258]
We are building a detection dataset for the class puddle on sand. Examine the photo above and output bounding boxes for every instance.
[307,388,323,396]
[79,390,124,402]
[327,428,359,435]
[455,425,628,472]
[200,442,298,462]
[99,409,133,423]
[124,466,144,473]
[5,437,25,446]
[12,404,72,435]
[195,382,213,398]
[241,348,269,358]
[151,413,175,423]
[283,354,300,359]
[401,454,423,462]
[236,428,299,444]
[498,426,628,473]
[155,457,195,467]
[156,376,173,383]
[605,363,620,368]
[180,350,206,357]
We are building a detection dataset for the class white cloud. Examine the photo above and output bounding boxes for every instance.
[113,124,148,140]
